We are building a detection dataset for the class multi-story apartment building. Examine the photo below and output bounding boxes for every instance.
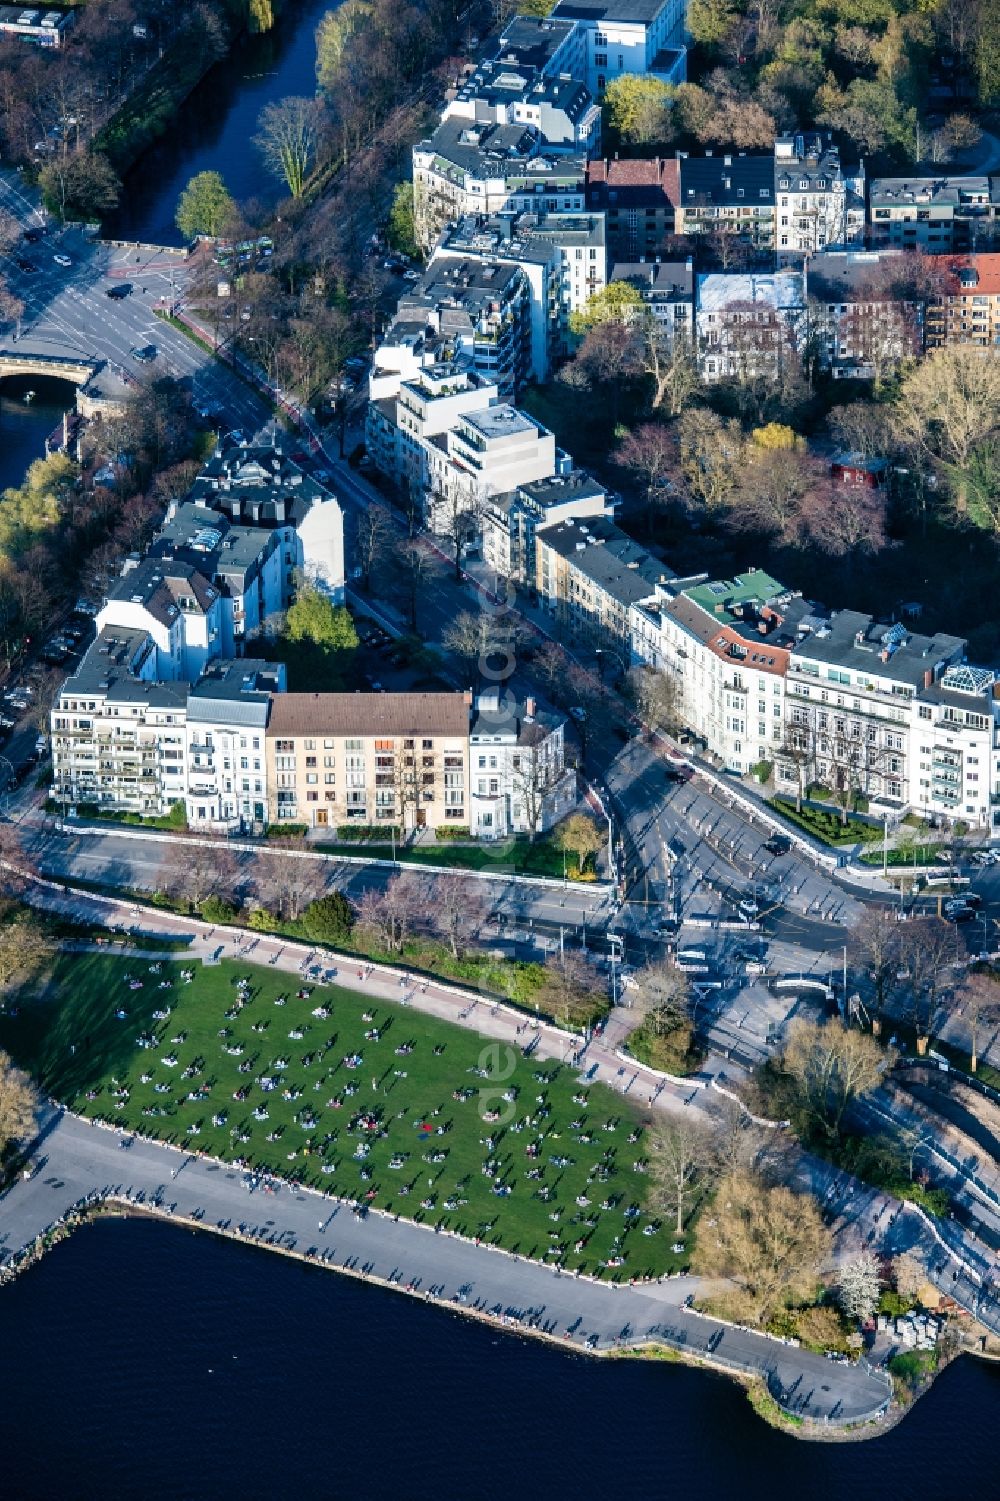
[51,630,190,819]
[924,253,1000,350]
[868,174,1000,253]
[468,686,574,838]
[674,152,775,254]
[412,118,586,251]
[808,249,924,380]
[266,692,471,831]
[185,659,284,831]
[376,256,534,400]
[149,501,285,656]
[430,212,606,373]
[50,630,284,824]
[779,613,967,815]
[443,60,601,156]
[534,514,675,651]
[630,571,806,775]
[696,269,806,382]
[186,438,345,604]
[550,0,686,96]
[367,364,499,505]
[96,558,223,682]
[585,157,679,264]
[482,469,611,583]
[773,133,864,259]
[610,258,693,343]
[484,13,584,78]
[423,404,558,529]
[908,665,1000,830]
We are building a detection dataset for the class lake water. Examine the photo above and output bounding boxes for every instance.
[0,1216,997,1501]
[105,0,340,247]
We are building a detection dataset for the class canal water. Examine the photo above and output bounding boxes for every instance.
[1,1217,997,1500]
[105,0,339,247]
[0,375,75,492]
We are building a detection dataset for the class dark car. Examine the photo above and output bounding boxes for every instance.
[962,891,983,908]
[130,344,157,363]
[14,256,37,274]
[23,227,42,243]
[106,283,133,299]
[764,834,792,856]
[946,906,976,924]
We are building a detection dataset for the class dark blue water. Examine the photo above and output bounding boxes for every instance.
[0,1217,997,1501]
[0,376,75,491]
[106,0,338,247]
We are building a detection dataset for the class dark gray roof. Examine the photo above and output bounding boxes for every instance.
[537,515,674,606]
[553,0,669,24]
[105,557,218,626]
[490,14,578,70]
[679,153,774,208]
[792,611,966,688]
[612,260,693,298]
[64,628,189,707]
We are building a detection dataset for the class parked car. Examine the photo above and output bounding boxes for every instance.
[945,906,975,924]
[106,283,133,299]
[53,253,72,268]
[130,344,157,363]
[764,834,792,856]
[14,256,37,274]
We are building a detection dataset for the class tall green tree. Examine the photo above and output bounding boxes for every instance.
[316,1,372,94]
[387,182,417,258]
[603,75,674,146]
[285,584,359,650]
[175,171,235,239]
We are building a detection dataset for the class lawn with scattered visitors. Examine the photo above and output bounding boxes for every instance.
[0,954,689,1279]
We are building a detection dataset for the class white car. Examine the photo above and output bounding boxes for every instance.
[53,253,72,268]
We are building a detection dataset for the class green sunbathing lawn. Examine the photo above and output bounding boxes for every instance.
[0,954,688,1279]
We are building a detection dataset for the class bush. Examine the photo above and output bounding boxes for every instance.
[792,1303,850,1354]
[302,892,354,944]
[626,1017,703,1077]
[200,895,238,924]
[266,824,309,840]
[751,759,772,785]
[336,824,400,841]
[248,907,278,931]
[889,1349,936,1401]
[434,826,470,841]
[878,1290,917,1318]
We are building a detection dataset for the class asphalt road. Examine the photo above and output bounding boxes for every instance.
[0,170,272,436]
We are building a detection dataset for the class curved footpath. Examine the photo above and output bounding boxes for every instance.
[0,875,893,1429]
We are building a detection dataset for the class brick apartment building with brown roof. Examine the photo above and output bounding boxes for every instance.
[585,157,679,262]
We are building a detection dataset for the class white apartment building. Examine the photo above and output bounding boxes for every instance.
[468,686,575,838]
[151,501,285,657]
[550,0,686,96]
[96,559,223,682]
[780,613,967,817]
[696,270,807,382]
[186,439,345,606]
[482,469,611,584]
[51,628,191,817]
[630,572,803,775]
[774,134,864,260]
[185,659,285,832]
[424,405,557,530]
[412,117,586,251]
[366,363,500,511]
[611,259,694,346]
[443,61,601,156]
[909,665,1000,831]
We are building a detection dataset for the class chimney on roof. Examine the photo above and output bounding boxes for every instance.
[463,688,473,706]
[924,668,933,690]
[526,696,536,717]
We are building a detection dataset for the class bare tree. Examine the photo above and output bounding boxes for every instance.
[257,838,325,923]
[626,665,681,732]
[648,1115,717,1234]
[511,731,562,844]
[354,503,394,592]
[958,971,1000,1073]
[847,905,900,1033]
[0,1048,38,1156]
[442,610,524,677]
[356,875,417,954]
[432,873,487,958]
[632,959,691,1033]
[159,838,239,913]
[255,96,320,198]
[536,949,605,1027]
[897,918,963,1045]
[0,907,48,993]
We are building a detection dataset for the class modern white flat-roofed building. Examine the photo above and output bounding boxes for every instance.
[185,658,285,832]
[551,0,686,95]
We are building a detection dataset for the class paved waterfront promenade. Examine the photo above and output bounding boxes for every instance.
[0,876,895,1426]
[0,1109,891,1426]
